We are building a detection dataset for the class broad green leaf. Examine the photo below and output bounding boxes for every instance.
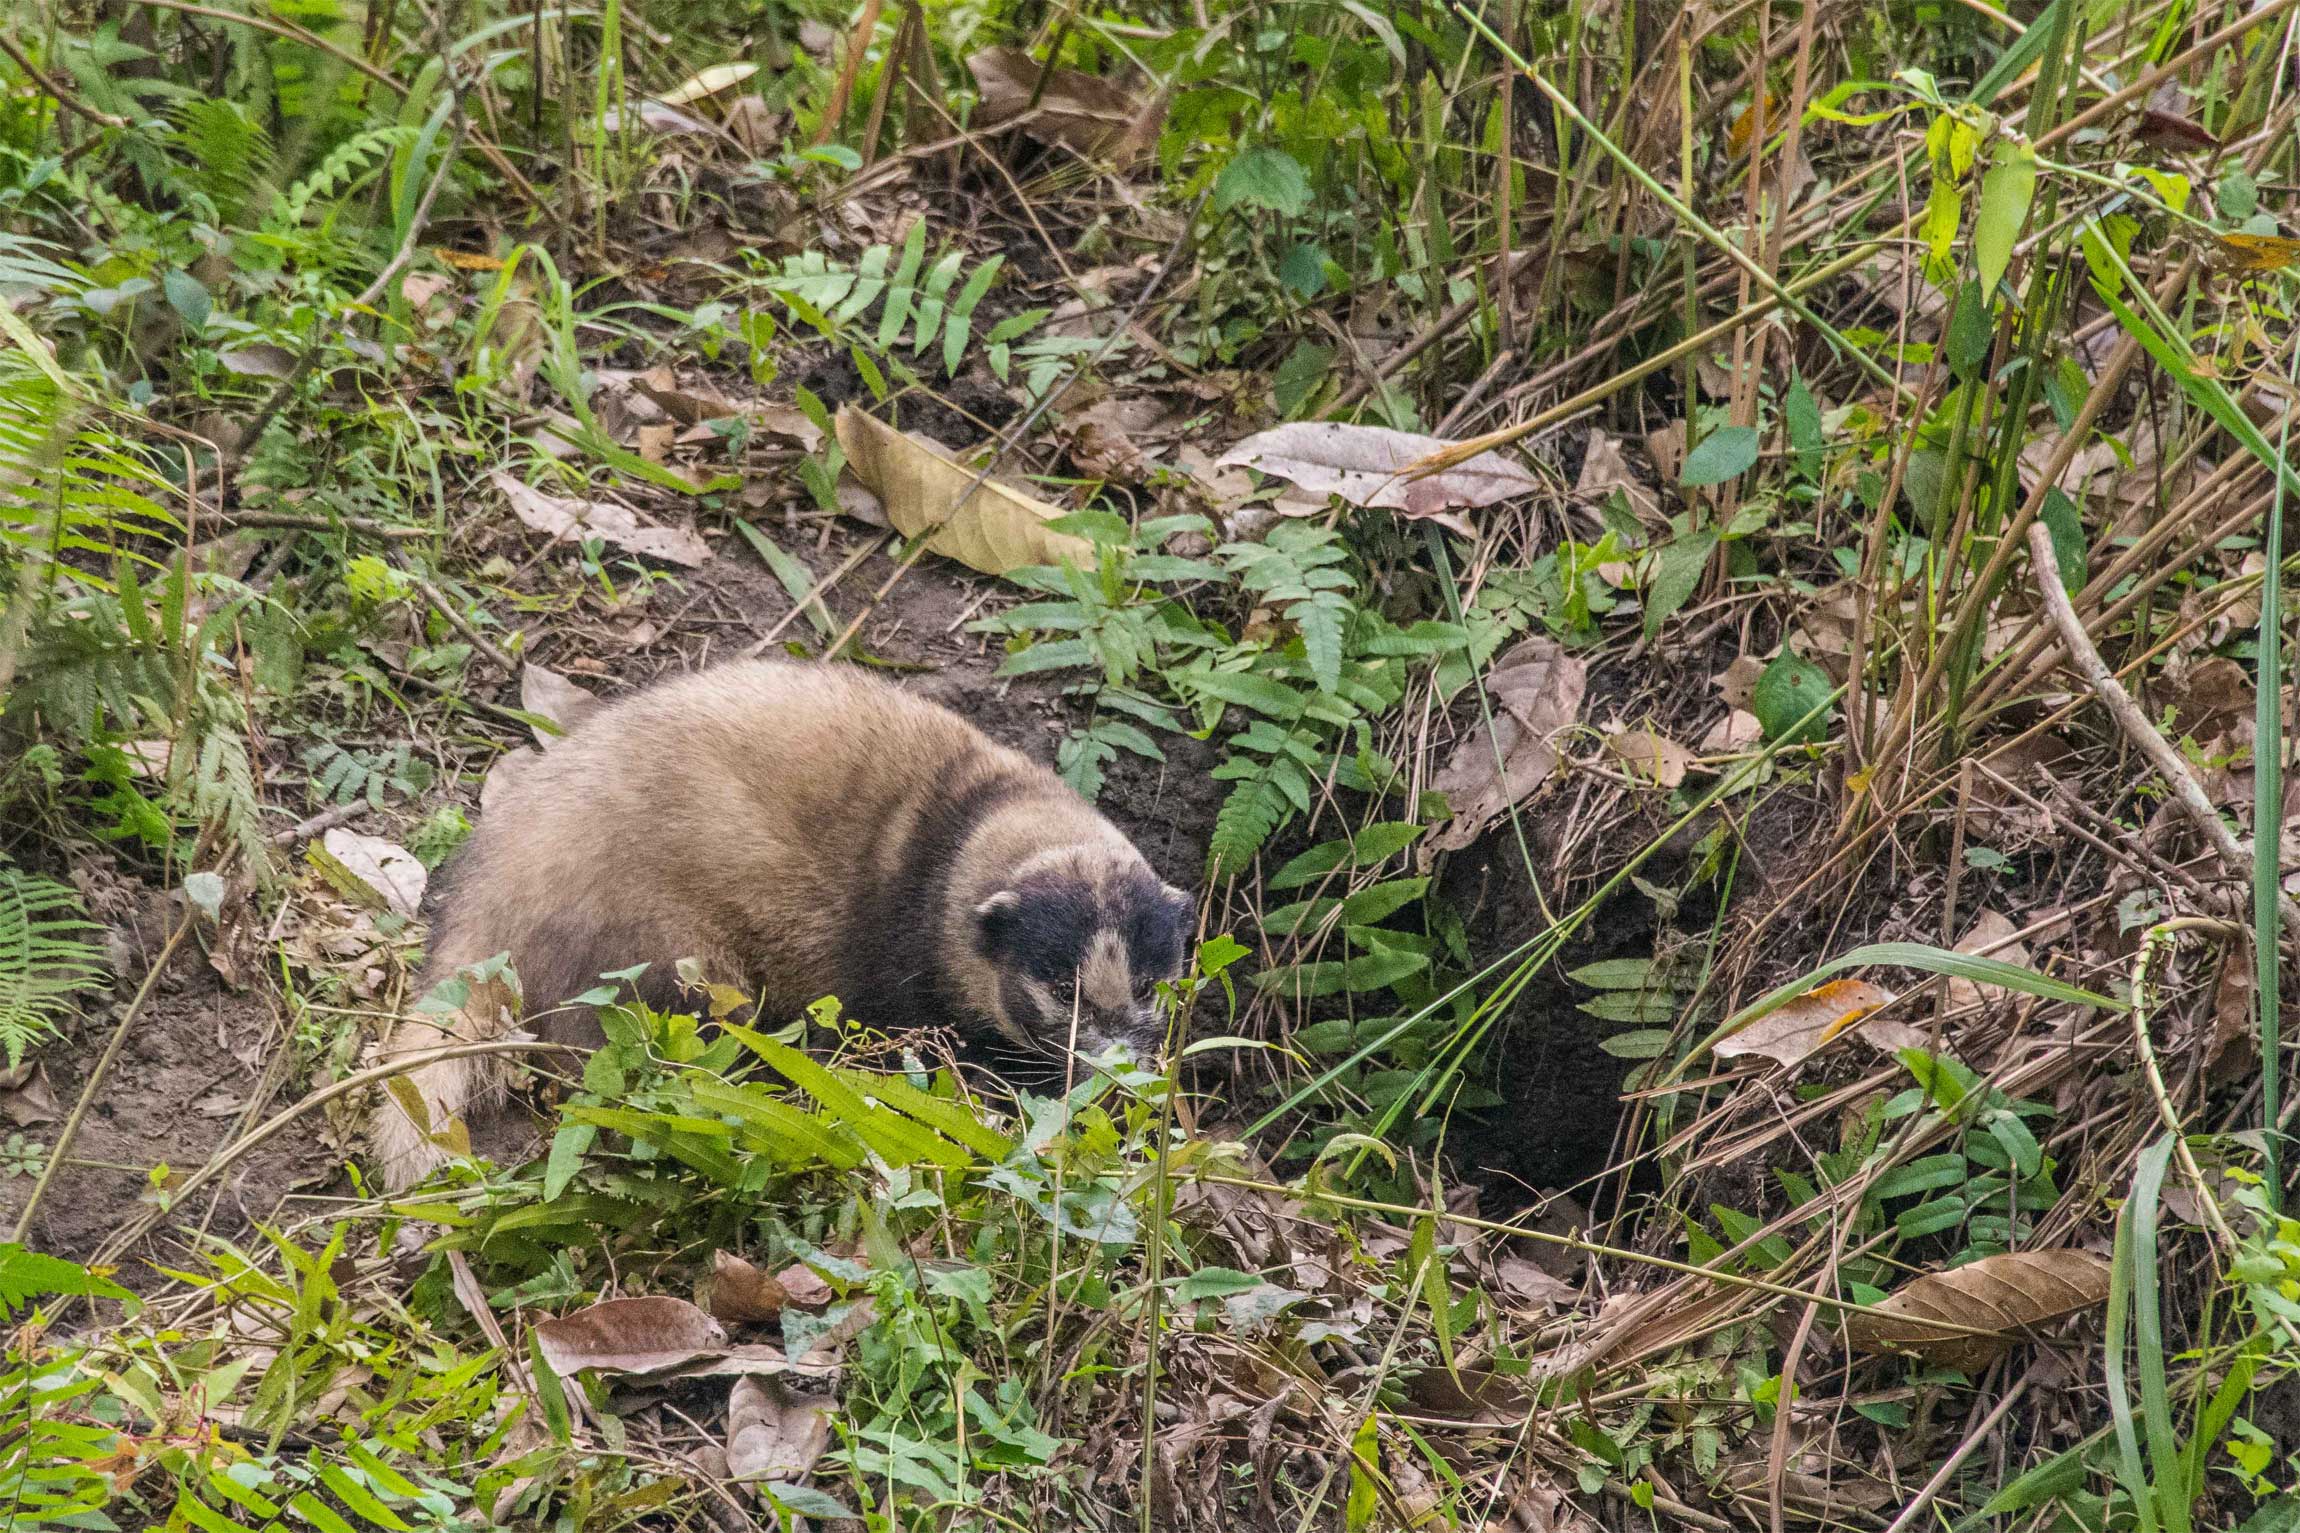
[1214,147,1312,216]
[1973,147,2037,291]
[1751,651,1834,744]
[1680,426,1758,487]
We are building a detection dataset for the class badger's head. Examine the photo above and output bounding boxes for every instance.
[971,860,1194,1063]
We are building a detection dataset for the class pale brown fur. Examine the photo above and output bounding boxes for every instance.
[370,659,1174,1190]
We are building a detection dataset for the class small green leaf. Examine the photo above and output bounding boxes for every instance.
[1644,528,1716,636]
[2038,487,2086,593]
[2218,167,2259,221]
[1280,242,1329,298]
[1680,425,1758,487]
[1974,146,2037,292]
[1273,341,1333,419]
[1751,650,1834,744]
[1214,147,1313,216]
[1947,279,1993,379]
[164,269,212,333]
[1784,375,1824,478]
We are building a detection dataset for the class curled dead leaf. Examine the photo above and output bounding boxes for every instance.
[1946,910,2030,1011]
[834,406,1091,578]
[725,1374,836,1483]
[703,1251,792,1325]
[1216,422,1540,537]
[1428,638,1588,853]
[1712,977,1898,1069]
[1607,728,1696,788]
[1842,1249,2111,1370]
[533,1295,728,1377]
[492,470,712,568]
[1573,430,1661,528]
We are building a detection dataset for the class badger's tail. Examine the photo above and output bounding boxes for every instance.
[368,974,520,1192]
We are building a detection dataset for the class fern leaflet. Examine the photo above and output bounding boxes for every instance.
[0,861,107,1068]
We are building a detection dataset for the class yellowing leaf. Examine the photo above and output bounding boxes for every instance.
[1843,1250,2111,1370]
[2211,231,2300,274]
[833,406,1092,578]
[1712,977,1897,1068]
[658,62,760,108]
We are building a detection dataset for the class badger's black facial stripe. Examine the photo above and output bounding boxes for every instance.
[975,880,1097,980]
[1117,872,1193,985]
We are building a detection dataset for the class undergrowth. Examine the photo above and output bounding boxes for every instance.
[2,0,2300,1526]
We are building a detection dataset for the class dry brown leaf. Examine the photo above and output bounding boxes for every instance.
[519,664,602,747]
[1607,728,1696,788]
[1946,910,2030,1011]
[1494,1254,1577,1309]
[0,1063,59,1127]
[967,46,1165,165]
[631,371,741,427]
[532,1295,729,1377]
[313,831,426,920]
[1216,423,1539,536]
[1842,1249,2112,1370]
[1428,638,1588,853]
[834,406,1091,577]
[1713,654,1766,709]
[1700,709,1762,753]
[702,1251,793,1325]
[1713,978,1898,1069]
[492,470,712,568]
[1573,430,1661,527]
[725,1375,836,1483]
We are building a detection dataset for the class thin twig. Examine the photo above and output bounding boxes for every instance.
[0,31,128,127]
[1878,1373,2032,1533]
[2026,520,2300,947]
[403,565,521,674]
[216,509,434,540]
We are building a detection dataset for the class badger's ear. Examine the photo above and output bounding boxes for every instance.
[1161,882,1197,924]
[973,890,1023,957]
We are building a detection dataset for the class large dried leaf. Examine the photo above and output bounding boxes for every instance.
[1216,423,1539,534]
[1428,639,1587,852]
[1843,1250,2112,1370]
[311,831,426,919]
[533,1295,728,1377]
[725,1374,836,1482]
[492,470,712,568]
[1712,978,1897,1069]
[967,46,1164,165]
[834,406,1092,577]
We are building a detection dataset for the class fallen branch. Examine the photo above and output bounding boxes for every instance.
[2025,519,2300,947]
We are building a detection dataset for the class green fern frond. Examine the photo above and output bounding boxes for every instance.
[1209,767,1296,876]
[273,125,418,229]
[0,861,107,1068]
[171,98,274,222]
[190,727,272,887]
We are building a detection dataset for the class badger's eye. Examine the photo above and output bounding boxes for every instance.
[1051,977,1077,1008]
